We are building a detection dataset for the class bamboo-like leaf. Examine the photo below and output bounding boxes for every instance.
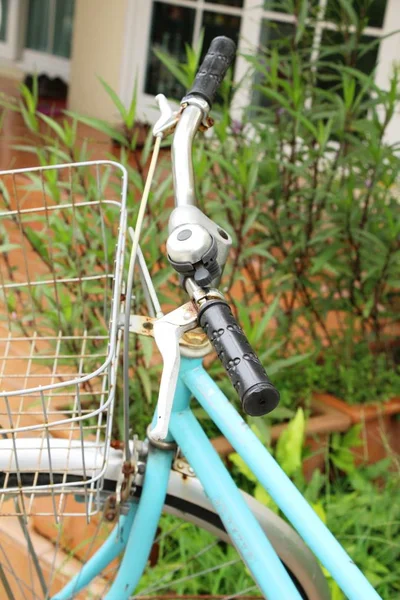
[275,408,305,476]
[64,110,127,145]
[99,77,128,122]
[38,113,67,143]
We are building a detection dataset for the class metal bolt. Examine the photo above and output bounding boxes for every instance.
[183,311,193,321]
[188,467,194,475]
[177,461,184,469]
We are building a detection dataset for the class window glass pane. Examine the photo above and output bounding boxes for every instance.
[0,0,9,42]
[253,19,314,107]
[260,19,295,49]
[145,2,195,98]
[52,0,75,58]
[326,0,387,29]
[318,30,379,92]
[264,0,291,13]
[201,11,241,60]
[206,0,243,7]
[201,11,241,102]
[25,0,50,53]
[264,0,319,14]
[254,20,295,107]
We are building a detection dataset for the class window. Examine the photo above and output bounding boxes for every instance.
[0,0,9,42]
[253,1,388,106]
[0,0,75,74]
[25,0,75,59]
[144,0,243,100]
[127,0,398,135]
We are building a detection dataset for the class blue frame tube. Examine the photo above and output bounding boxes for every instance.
[182,358,382,600]
[104,445,174,599]
[52,502,138,599]
[54,355,382,600]
[169,407,303,600]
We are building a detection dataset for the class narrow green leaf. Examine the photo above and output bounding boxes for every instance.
[228,453,257,483]
[99,77,128,122]
[38,113,66,144]
[153,48,188,90]
[137,366,153,403]
[0,244,19,253]
[64,111,127,145]
[126,79,138,129]
[295,0,309,44]
[253,296,280,344]
[275,408,305,476]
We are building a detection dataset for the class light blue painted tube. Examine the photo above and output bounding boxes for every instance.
[52,501,137,599]
[182,360,382,600]
[104,446,173,599]
[169,407,303,600]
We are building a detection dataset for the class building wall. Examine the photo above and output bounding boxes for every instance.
[68,0,128,121]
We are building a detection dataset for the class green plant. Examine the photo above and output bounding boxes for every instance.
[147,5,400,351]
[0,71,312,440]
[271,342,400,408]
[229,407,306,507]
[136,514,255,597]
[322,459,400,599]
[231,414,400,600]
[246,4,400,347]
[151,8,400,386]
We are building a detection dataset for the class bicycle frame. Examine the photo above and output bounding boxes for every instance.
[54,356,381,600]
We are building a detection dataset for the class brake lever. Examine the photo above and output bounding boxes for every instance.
[150,301,198,441]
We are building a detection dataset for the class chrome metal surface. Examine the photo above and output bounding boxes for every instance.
[146,425,177,451]
[169,205,232,285]
[0,160,127,519]
[172,105,204,207]
[167,223,212,264]
[151,302,198,441]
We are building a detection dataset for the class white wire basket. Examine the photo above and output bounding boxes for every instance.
[0,161,127,518]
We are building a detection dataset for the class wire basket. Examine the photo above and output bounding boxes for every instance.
[0,161,127,518]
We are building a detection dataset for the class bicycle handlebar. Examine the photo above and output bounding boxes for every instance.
[186,36,236,108]
[170,36,281,416]
[198,298,280,416]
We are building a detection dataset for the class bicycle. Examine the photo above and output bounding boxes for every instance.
[0,37,382,599]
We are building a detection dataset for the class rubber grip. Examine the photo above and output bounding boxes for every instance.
[186,36,236,107]
[198,300,280,416]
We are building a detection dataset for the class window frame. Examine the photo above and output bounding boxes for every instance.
[0,0,25,61]
[0,0,72,81]
[122,0,400,138]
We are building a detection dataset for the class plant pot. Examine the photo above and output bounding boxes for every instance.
[313,393,400,464]
[211,397,351,480]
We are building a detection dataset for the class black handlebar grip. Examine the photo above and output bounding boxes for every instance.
[198,299,280,416]
[186,36,236,108]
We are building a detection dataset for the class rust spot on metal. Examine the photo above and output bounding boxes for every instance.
[122,461,135,476]
[110,439,124,450]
